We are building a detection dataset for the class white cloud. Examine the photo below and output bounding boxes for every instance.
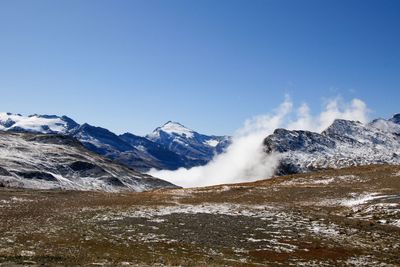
[287,97,369,132]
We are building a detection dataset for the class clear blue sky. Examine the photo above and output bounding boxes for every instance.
[0,0,399,135]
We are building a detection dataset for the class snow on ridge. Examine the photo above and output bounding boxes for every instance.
[0,112,68,133]
[369,118,400,135]
[159,121,194,138]
[204,139,219,147]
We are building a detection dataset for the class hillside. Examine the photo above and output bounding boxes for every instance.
[0,131,177,192]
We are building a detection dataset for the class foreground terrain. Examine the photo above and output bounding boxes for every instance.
[0,164,400,266]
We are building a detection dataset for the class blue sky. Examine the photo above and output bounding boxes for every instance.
[0,0,399,135]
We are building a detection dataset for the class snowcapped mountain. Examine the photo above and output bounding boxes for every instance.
[0,131,178,191]
[264,114,400,175]
[147,121,231,165]
[0,113,79,134]
[0,113,231,172]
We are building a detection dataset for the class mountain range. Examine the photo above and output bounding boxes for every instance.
[1,111,400,192]
[0,113,231,172]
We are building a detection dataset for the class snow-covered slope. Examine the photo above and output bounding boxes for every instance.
[264,114,400,175]
[0,131,178,191]
[147,121,231,165]
[151,121,195,138]
[370,117,400,135]
[0,113,79,134]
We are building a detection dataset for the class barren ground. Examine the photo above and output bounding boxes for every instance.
[1,164,400,266]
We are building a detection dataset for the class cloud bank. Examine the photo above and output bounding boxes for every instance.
[148,96,370,188]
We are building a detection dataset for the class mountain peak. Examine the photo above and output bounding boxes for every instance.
[331,118,362,126]
[323,119,362,133]
[157,121,194,138]
[162,120,187,128]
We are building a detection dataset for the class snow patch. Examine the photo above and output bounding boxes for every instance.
[0,113,68,133]
[204,139,219,147]
[282,175,359,186]
[159,121,194,138]
[339,193,383,207]
[308,221,340,236]
[19,250,35,257]
[393,171,400,177]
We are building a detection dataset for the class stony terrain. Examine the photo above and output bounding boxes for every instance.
[0,164,399,266]
[264,115,400,175]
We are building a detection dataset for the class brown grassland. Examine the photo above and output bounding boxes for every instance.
[1,164,400,266]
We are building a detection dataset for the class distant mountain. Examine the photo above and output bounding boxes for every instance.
[119,132,189,170]
[0,131,178,191]
[264,114,400,175]
[0,113,231,172]
[0,113,79,134]
[147,121,231,165]
[73,123,135,156]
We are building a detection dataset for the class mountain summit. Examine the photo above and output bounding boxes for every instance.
[149,121,196,139]
[147,121,231,165]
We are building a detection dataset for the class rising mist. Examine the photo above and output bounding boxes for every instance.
[148,96,369,188]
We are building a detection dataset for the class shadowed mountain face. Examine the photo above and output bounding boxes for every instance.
[146,121,231,166]
[264,114,400,175]
[0,131,178,192]
[0,113,231,172]
[119,132,188,170]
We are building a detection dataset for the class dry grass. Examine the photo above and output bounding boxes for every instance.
[1,164,400,266]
